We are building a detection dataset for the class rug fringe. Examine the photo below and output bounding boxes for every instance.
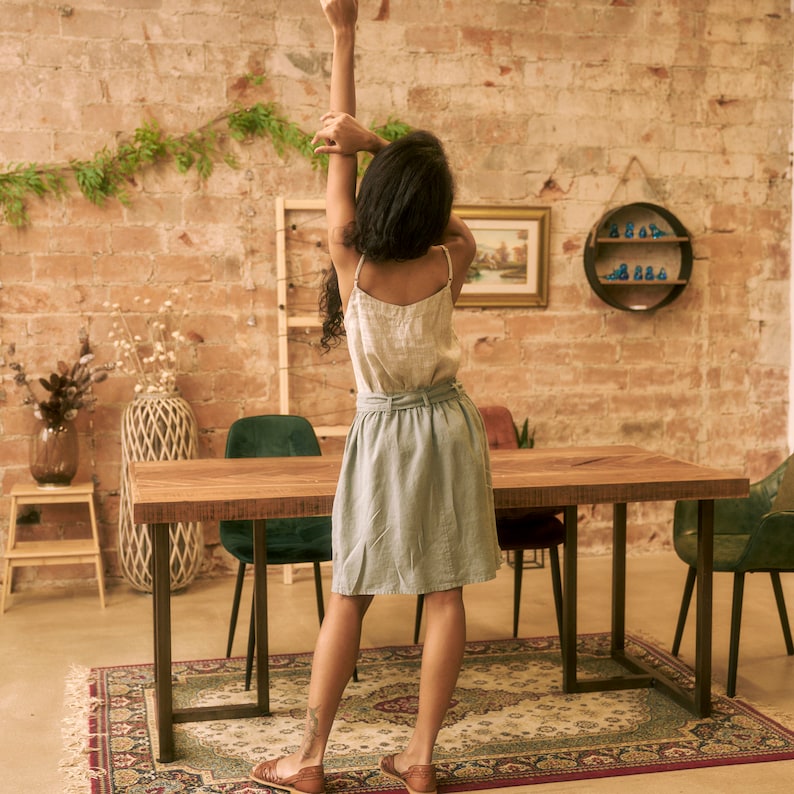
[59,664,108,793]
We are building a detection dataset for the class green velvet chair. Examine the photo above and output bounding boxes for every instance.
[220,415,332,690]
[413,405,565,643]
[671,454,794,697]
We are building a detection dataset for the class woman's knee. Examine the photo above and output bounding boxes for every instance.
[328,592,374,619]
[423,587,463,611]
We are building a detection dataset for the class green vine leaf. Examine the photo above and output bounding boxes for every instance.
[71,148,131,206]
[373,117,413,141]
[0,163,65,226]
[0,87,409,227]
[358,116,411,173]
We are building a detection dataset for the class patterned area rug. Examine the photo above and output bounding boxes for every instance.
[69,633,794,792]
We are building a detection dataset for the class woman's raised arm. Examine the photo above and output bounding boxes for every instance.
[318,0,360,275]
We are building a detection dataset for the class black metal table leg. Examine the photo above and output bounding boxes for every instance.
[152,521,174,763]
[611,503,627,654]
[695,499,714,717]
[561,505,578,692]
[253,518,270,714]
[149,518,271,764]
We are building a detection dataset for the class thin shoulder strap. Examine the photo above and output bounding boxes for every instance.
[354,253,366,284]
[440,245,453,283]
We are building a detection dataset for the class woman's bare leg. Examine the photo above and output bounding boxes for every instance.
[265,592,373,778]
[394,587,466,769]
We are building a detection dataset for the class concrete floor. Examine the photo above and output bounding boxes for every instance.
[1,550,793,793]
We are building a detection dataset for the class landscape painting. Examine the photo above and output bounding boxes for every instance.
[455,206,551,307]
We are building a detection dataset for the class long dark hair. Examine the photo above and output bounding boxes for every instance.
[319,130,454,350]
[319,265,344,350]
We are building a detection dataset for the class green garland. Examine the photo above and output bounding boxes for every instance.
[0,98,410,227]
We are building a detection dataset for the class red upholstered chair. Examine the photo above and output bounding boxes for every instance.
[413,405,565,641]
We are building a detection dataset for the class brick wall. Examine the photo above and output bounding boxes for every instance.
[0,0,791,591]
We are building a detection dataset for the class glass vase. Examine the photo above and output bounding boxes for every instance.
[29,420,79,488]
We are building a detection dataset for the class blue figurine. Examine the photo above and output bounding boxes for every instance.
[605,263,630,281]
[649,223,667,239]
[645,266,655,281]
[609,223,620,238]
[625,221,634,239]
[633,265,643,280]
[639,226,648,238]
[658,267,667,281]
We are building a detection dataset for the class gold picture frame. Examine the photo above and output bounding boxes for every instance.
[455,205,551,308]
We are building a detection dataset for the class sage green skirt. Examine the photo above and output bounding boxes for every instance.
[331,380,501,596]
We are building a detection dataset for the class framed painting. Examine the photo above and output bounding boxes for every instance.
[455,205,551,308]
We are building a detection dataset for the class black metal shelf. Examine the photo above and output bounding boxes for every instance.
[584,202,692,312]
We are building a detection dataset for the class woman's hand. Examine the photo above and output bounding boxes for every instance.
[320,0,358,31]
[312,111,388,156]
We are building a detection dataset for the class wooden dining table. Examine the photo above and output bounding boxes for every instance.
[130,444,749,762]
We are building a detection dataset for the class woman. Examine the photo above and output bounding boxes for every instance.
[251,3,500,793]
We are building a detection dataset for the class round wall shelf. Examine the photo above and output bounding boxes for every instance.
[584,202,693,312]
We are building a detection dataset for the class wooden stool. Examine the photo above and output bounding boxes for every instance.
[2,481,106,612]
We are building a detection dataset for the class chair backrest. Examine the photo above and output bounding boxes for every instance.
[478,406,562,523]
[674,453,794,562]
[769,454,794,510]
[220,415,331,565]
[224,414,322,460]
[479,406,518,450]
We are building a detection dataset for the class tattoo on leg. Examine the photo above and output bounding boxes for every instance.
[299,705,321,760]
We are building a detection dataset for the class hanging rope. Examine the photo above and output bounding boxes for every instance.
[604,154,667,209]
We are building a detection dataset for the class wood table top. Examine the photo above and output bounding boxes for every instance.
[130,445,749,524]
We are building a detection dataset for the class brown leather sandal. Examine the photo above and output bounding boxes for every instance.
[250,757,325,794]
[379,754,438,794]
